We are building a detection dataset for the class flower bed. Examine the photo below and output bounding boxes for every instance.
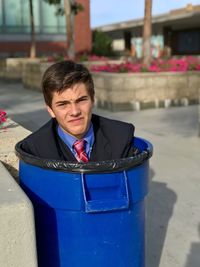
[17,57,200,112]
[21,59,123,91]
[91,57,200,73]
[0,109,7,129]
[90,57,200,111]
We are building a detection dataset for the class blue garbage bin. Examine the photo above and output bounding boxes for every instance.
[15,137,153,267]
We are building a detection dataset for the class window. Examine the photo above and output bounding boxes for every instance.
[178,31,200,53]
[0,0,3,27]
[21,0,40,33]
[1,0,66,34]
[41,1,59,33]
[4,0,22,32]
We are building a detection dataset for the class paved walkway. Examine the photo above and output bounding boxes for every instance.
[0,81,200,267]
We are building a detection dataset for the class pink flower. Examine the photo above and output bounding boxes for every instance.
[148,65,161,72]
[196,65,200,71]
[90,57,200,73]
[0,109,7,124]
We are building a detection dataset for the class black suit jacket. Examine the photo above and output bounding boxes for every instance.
[20,114,135,161]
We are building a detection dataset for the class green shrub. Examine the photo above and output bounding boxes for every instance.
[92,30,113,57]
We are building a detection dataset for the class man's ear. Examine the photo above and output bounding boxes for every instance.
[46,105,55,118]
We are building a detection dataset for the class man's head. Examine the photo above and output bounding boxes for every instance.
[42,60,94,107]
[42,60,95,139]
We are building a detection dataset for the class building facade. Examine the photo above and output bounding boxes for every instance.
[93,4,200,58]
[0,0,91,57]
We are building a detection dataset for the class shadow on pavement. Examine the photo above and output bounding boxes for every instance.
[184,224,200,267]
[1,161,19,182]
[151,106,199,138]
[146,168,177,267]
[8,109,50,132]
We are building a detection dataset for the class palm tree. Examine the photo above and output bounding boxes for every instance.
[29,0,36,58]
[64,0,75,59]
[43,0,83,59]
[142,0,152,66]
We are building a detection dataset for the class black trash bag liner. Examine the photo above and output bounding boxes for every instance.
[15,140,153,174]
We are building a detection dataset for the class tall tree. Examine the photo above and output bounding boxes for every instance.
[64,0,75,59]
[29,0,36,58]
[43,0,83,59]
[142,0,152,66]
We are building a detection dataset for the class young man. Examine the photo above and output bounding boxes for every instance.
[20,60,136,162]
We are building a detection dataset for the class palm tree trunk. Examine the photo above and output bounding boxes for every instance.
[64,0,75,59]
[143,0,152,66]
[29,0,36,58]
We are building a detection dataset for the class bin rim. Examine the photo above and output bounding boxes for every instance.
[15,137,153,174]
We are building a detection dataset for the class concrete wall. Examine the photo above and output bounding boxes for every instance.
[0,58,40,81]
[20,62,200,111]
[21,60,124,91]
[0,162,38,267]
[22,61,52,91]
[92,71,200,111]
[0,59,116,90]
[1,59,200,113]
[0,119,30,179]
[0,119,38,267]
[199,89,200,136]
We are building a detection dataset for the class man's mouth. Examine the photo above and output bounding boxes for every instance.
[68,117,84,124]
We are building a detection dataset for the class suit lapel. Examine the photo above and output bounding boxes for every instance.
[51,119,77,162]
[90,115,112,161]
[57,137,77,161]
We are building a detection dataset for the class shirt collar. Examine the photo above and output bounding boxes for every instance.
[57,123,94,151]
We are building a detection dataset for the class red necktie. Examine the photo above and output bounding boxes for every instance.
[73,139,89,163]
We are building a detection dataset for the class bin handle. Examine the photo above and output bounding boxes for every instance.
[81,171,129,213]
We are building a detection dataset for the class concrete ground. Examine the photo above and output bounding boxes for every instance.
[0,81,200,267]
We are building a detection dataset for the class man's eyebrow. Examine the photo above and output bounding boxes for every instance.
[76,95,89,101]
[55,95,89,105]
[55,100,70,105]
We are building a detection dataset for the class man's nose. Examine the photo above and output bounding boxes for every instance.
[70,103,81,115]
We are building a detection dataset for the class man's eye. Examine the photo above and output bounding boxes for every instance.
[77,98,88,103]
[57,103,68,107]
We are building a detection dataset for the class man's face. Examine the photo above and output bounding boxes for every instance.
[47,83,94,139]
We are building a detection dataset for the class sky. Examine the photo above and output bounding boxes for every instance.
[90,0,200,27]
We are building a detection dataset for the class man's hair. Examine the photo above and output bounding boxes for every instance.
[42,60,95,107]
